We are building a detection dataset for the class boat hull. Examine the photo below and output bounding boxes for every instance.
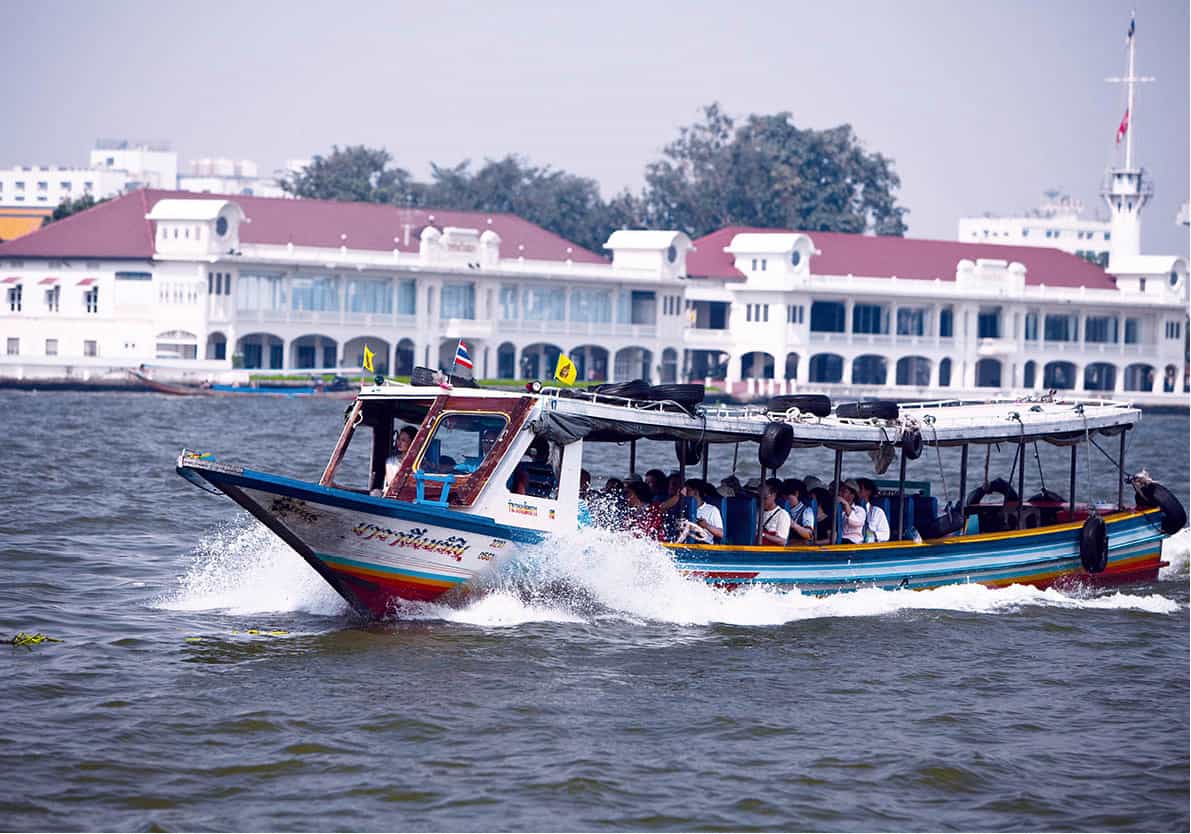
[666,509,1168,594]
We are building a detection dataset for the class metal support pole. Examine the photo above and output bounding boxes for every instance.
[958,443,969,535]
[1016,439,1027,530]
[1069,446,1077,520]
[830,450,843,545]
[1117,431,1126,511]
[756,466,766,545]
[896,450,908,540]
[701,442,709,483]
[679,458,687,520]
[629,439,637,476]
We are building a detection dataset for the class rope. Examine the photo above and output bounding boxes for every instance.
[983,444,991,489]
[1033,442,1047,492]
[10,632,62,649]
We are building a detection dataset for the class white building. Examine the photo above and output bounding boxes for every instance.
[178,157,287,198]
[0,188,1185,405]
[958,192,1112,266]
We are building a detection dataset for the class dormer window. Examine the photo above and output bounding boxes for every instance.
[791,250,801,267]
[666,244,676,263]
[216,216,228,237]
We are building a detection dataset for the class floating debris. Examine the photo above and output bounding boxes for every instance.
[10,632,63,650]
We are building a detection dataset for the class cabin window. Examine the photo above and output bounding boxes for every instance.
[415,412,510,476]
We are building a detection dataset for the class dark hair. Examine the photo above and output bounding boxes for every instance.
[627,481,653,503]
[810,486,833,509]
[764,477,784,495]
[856,477,877,495]
[720,474,742,490]
[604,477,624,493]
[783,478,806,501]
[397,425,417,441]
[686,478,717,504]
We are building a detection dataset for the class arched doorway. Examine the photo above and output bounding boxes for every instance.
[522,342,564,380]
[686,349,728,381]
[1123,363,1153,392]
[155,330,198,360]
[809,353,843,383]
[291,335,338,370]
[852,354,887,385]
[741,351,775,380]
[784,353,799,381]
[1083,362,1116,392]
[938,357,952,387]
[571,344,610,382]
[496,342,517,380]
[1044,361,1077,390]
[343,336,391,375]
[1023,360,1037,389]
[660,348,679,383]
[975,358,1002,388]
[895,356,930,387]
[236,332,284,370]
[613,346,652,382]
[394,338,415,376]
[205,331,227,361]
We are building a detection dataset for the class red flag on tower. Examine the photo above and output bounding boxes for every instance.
[1115,108,1130,145]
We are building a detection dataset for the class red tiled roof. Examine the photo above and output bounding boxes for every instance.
[687,226,1118,290]
[0,188,607,264]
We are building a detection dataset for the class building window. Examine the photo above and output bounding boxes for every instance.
[786,304,804,324]
[1124,318,1140,344]
[570,288,612,323]
[1138,278,1146,293]
[977,308,1001,339]
[939,307,953,338]
[60,181,71,190]
[291,275,339,312]
[346,278,393,315]
[896,307,926,337]
[1084,316,1118,343]
[45,338,58,356]
[524,285,565,321]
[7,284,22,312]
[810,301,846,333]
[45,285,60,312]
[852,304,886,334]
[1024,312,1038,341]
[1166,321,1182,340]
[1044,313,1076,342]
[84,287,99,314]
[14,181,24,190]
[397,279,417,316]
[84,340,97,357]
[760,259,767,271]
[6,337,18,355]
[37,181,47,191]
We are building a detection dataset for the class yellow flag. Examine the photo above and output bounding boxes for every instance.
[554,353,577,385]
[362,344,375,373]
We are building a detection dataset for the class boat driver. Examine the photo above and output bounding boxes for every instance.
[383,426,417,491]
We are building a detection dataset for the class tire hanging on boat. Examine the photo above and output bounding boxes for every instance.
[648,384,705,407]
[1079,515,1109,574]
[675,439,702,466]
[767,394,831,418]
[901,426,924,460]
[758,422,794,470]
[836,400,900,420]
[965,477,1020,506]
[1135,482,1187,535]
[594,379,651,401]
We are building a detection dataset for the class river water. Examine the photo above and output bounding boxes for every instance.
[1,391,1187,832]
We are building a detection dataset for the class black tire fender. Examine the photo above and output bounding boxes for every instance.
[767,394,831,418]
[967,477,1020,506]
[758,422,794,470]
[595,379,651,401]
[675,439,702,466]
[901,426,924,460]
[410,366,438,386]
[648,383,706,406]
[1079,515,1109,574]
[837,400,900,421]
[1136,482,1187,536]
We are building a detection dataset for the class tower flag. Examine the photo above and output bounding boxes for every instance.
[452,340,474,374]
[554,353,577,385]
[1115,108,1130,144]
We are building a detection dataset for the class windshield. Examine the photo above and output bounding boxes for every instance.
[415,412,508,475]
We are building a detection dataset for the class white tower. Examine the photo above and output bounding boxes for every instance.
[1102,13,1154,267]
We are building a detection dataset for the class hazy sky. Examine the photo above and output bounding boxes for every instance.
[6,0,1188,254]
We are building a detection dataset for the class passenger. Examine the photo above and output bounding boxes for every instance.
[760,478,792,546]
[510,462,531,495]
[719,475,742,497]
[837,479,867,544]
[578,469,593,528]
[680,478,724,543]
[783,478,816,543]
[644,468,668,503]
[856,478,891,543]
[579,469,592,499]
[480,428,501,458]
[658,472,685,540]
[625,481,664,540]
[383,425,418,490]
[810,486,834,543]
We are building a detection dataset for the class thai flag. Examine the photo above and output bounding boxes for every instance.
[453,340,474,371]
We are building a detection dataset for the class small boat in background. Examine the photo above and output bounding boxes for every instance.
[130,368,358,399]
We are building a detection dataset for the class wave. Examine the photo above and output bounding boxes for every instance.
[156,521,349,617]
[158,521,1181,626]
[1159,527,1190,580]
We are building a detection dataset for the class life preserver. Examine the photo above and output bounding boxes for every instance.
[758,422,794,470]
[1136,482,1187,535]
[767,394,831,418]
[675,439,702,466]
[837,400,900,420]
[1079,515,1109,573]
[901,426,923,460]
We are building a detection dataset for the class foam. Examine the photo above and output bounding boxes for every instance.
[1159,527,1190,581]
[157,521,349,617]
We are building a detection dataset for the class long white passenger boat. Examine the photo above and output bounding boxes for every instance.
[176,377,1185,618]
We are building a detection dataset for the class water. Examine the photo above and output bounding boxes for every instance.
[1,391,1187,832]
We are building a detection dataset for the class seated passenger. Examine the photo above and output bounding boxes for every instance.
[810,486,834,544]
[625,481,664,540]
[644,469,668,503]
[837,479,867,544]
[679,479,724,543]
[383,425,418,490]
[783,478,816,543]
[856,477,891,543]
[760,478,791,546]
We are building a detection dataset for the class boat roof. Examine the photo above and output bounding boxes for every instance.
[357,385,1140,449]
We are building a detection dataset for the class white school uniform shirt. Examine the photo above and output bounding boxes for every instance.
[696,501,723,533]
[762,505,791,543]
[863,502,891,542]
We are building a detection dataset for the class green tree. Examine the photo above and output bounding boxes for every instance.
[281,145,422,204]
[642,103,907,237]
[42,193,110,226]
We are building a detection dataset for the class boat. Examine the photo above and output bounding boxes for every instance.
[130,368,358,399]
[175,375,1187,618]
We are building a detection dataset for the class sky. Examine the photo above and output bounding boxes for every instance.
[5,0,1189,254]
